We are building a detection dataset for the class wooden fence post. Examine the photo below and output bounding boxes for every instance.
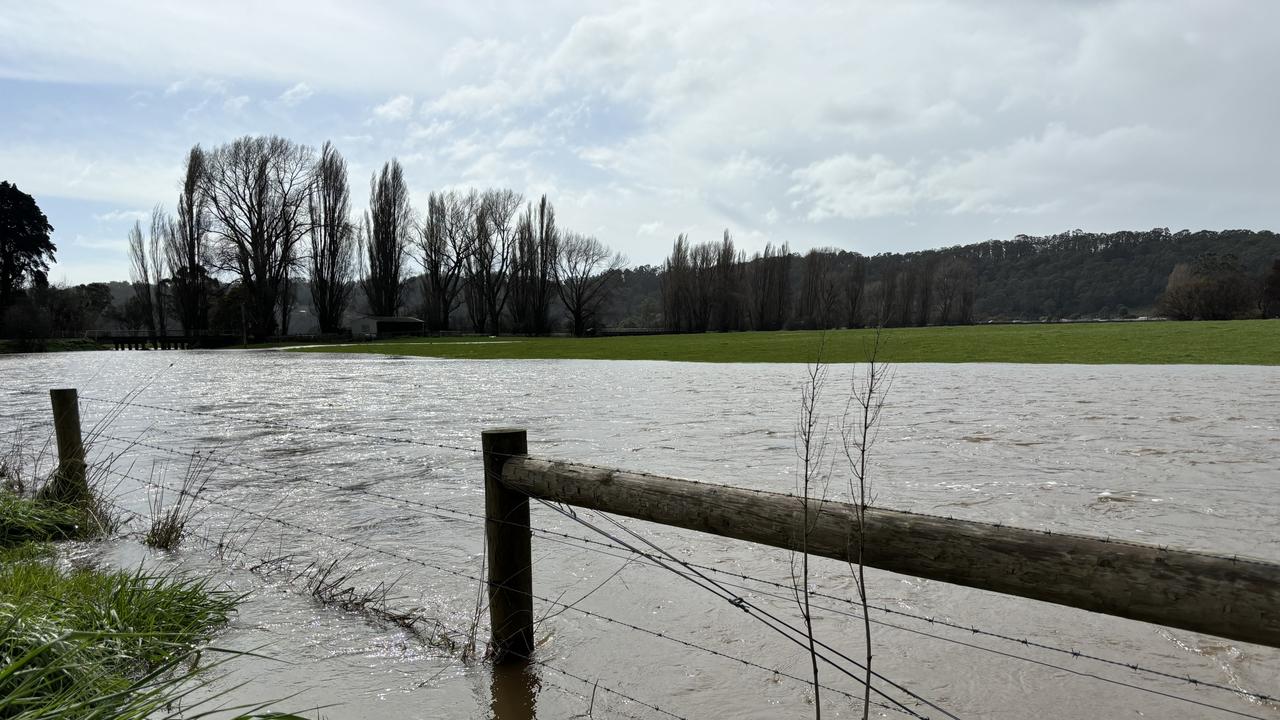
[483,428,533,663]
[47,388,88,505]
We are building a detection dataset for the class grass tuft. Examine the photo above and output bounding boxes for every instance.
[144,454,212,551]
[0,545,271,719]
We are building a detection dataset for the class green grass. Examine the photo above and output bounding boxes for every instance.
[0,545,305,719]
[0,544,235,718]
[290,319,1279,365]
[0,493,84,547]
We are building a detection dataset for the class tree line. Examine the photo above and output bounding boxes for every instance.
[660,235,978,331]
[4,160,1280,342]
[637,228,1277,331]
[110,135,626,342]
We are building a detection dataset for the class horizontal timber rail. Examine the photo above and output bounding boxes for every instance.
[482,428,1280,662]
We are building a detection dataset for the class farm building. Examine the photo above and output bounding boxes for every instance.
[352,316,425,339]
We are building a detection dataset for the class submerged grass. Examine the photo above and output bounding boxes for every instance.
[0,429,304,718]
[290,319,1280,365]
[0,544,253,718]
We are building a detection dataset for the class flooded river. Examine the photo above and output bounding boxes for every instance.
[2,350,1278,719]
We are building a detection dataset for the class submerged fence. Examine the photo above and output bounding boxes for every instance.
[28,387,1280,718]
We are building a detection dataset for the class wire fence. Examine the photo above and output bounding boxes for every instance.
[6,385,1278,719]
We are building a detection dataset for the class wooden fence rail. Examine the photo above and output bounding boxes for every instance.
[482,428,1280,662]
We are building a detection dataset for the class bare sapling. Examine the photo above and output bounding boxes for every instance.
[840,329,893,720]
[792,337,833,718]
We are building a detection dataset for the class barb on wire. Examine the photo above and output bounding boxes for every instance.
[534,499,949,720]
[103,465,925,718]
[507,514,1280,710]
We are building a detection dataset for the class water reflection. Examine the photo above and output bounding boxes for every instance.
[489,661,538,720]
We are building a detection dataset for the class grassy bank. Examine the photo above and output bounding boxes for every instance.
[0,543,240,717]
[290,319,1278,365]
[0,484,294,718]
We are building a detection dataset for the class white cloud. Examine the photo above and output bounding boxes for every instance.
[637,221,665,236]
[71,234,129,252]
[0,145,177,206]
[4,0,1280,270]
[790,154,918,221]
[407,120,453,142]
[92,209,149,222]
[371,94,414,122]
[223,94,249,113]
[278,82,313,106]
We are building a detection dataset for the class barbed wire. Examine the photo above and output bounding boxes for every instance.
[101,466,923,717]
[87,427,1280,709]
[101,462,1273,719]
[90,494,688,720]
[511,514,1280,709]
[46,392,1280,572]
[534,498,947,720]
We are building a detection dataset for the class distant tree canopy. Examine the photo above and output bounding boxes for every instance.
[16,130,1277,342]
[617,227,1276,330]
[0,181,56,311]
[1262,259,1280,319]
[1158,254,1257,320]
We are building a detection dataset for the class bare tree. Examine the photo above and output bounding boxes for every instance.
[844,254,868,328]
[462,188,522,334]
[418,190,473,332]
[798,249,842,329]
[793,342,830,719]
[308,141,356,333]
[148,205,170,337]
[840,332,893,720]
[894,263,917,328]
[661,234,691,331]
[747,242,792,330]
[914,256,938,327]
[361,159,411,318]
[689,241,716,331]
[127,220,155,337]
[279,266,297,335]
[508,195,559,335]
[166,145,212,336]
[555,233,624,336]
[204,135,314,340]
[933,257,976,325]
[712,231,743,332]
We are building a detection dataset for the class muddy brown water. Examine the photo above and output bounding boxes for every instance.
[2,350,1278,719]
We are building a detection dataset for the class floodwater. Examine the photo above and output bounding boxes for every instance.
[2,350,1278,719]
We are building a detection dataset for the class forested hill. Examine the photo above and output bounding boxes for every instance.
[604,228,1279,327]
[944,228,1277,320]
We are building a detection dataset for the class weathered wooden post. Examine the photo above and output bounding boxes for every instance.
[483,428,533,663]
[46,388,88,505]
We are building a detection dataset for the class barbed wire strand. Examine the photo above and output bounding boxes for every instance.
[87,429,1279,708]
[532,496,945,720]
[100,466,920,717]
[92,495,688,720]
[62,390,1280,571]
[103,463,1272,720]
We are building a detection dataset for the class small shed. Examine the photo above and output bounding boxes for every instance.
[352,316,425,339]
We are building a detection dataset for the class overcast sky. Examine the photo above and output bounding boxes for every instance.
[2,0,1277,285]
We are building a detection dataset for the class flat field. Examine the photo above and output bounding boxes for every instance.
[288,319,1278,364]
